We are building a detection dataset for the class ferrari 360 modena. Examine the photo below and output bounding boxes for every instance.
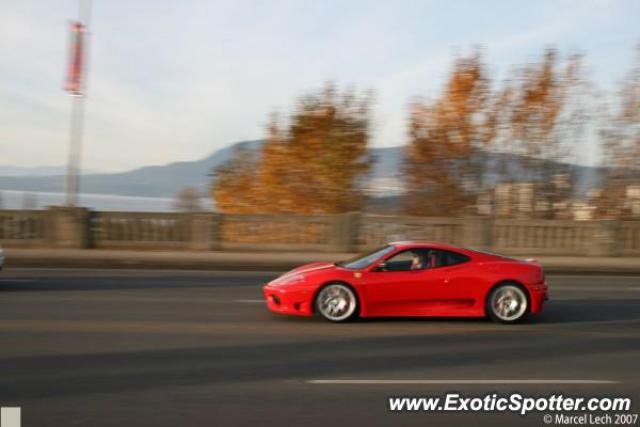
[263,242,548,324]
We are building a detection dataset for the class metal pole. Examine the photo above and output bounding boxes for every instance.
[65,94,84,206]
[64,0,91,207]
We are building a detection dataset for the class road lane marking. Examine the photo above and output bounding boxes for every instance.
[1,407,21,427]
[307,379,619,385]
[234,299,265,303]
[0,319,503,336]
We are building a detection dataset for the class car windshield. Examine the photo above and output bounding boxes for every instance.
[336,245,396,270]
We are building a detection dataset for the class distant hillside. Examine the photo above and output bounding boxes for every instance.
[366,147,604,198]
[0,140,262,197]
[0,165,99,176]
[0,139,604,199]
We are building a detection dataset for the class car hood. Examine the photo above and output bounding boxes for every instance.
[287,262,336,276]
[267,262,337,287]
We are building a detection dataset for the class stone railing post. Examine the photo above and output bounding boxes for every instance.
[47,206,91,248]
[462,217,492,250]
[330,212,360,253]
[189,212,219,251]
[588,220,619,257]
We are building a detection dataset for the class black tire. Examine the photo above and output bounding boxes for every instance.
[314,283,359,323]
[486,282,529,324]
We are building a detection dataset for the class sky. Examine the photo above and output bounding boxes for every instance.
[1,0,639,173]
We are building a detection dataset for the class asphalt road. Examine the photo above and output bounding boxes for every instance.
[0,269,639,427]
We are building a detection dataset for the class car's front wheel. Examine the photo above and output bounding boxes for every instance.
[487,283,529,324]
[315,283,358,322]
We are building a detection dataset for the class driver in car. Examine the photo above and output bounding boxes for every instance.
[410,252,425,270]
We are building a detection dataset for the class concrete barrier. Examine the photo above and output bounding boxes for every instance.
[1,207,639,257]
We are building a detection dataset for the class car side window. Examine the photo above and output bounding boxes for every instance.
[434,250,470,267]
[378,249,470,271]
[380,249,429,271]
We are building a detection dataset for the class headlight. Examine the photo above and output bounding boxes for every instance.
[272,273,305,286]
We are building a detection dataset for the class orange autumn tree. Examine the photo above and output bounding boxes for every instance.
[496,49,586,218]
[595,45,640,219]
[211,147,259,213]
[212,84,373,214]
[405,51,495,216]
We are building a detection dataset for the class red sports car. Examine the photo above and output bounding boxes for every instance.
[263,242,548,323]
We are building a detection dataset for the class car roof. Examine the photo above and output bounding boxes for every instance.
[388,241,515,262]
[389,241,470,253]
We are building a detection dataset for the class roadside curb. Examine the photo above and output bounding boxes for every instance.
[5,257,293,272]
[5,255,640,275]
[541,266,640,276]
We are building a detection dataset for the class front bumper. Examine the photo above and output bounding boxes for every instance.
[262,285,314,316]
[529,281,548,314]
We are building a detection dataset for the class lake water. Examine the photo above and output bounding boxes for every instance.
[0,190,214,212]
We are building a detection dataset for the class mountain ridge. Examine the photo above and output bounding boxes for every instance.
[0,140,603,198]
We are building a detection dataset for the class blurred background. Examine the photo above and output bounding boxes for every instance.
[1,0,639,255]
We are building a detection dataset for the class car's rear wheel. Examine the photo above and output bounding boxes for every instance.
[315,283,358,322]
[487,283,528,324]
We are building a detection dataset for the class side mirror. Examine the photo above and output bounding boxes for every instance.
[374,262,387,272]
